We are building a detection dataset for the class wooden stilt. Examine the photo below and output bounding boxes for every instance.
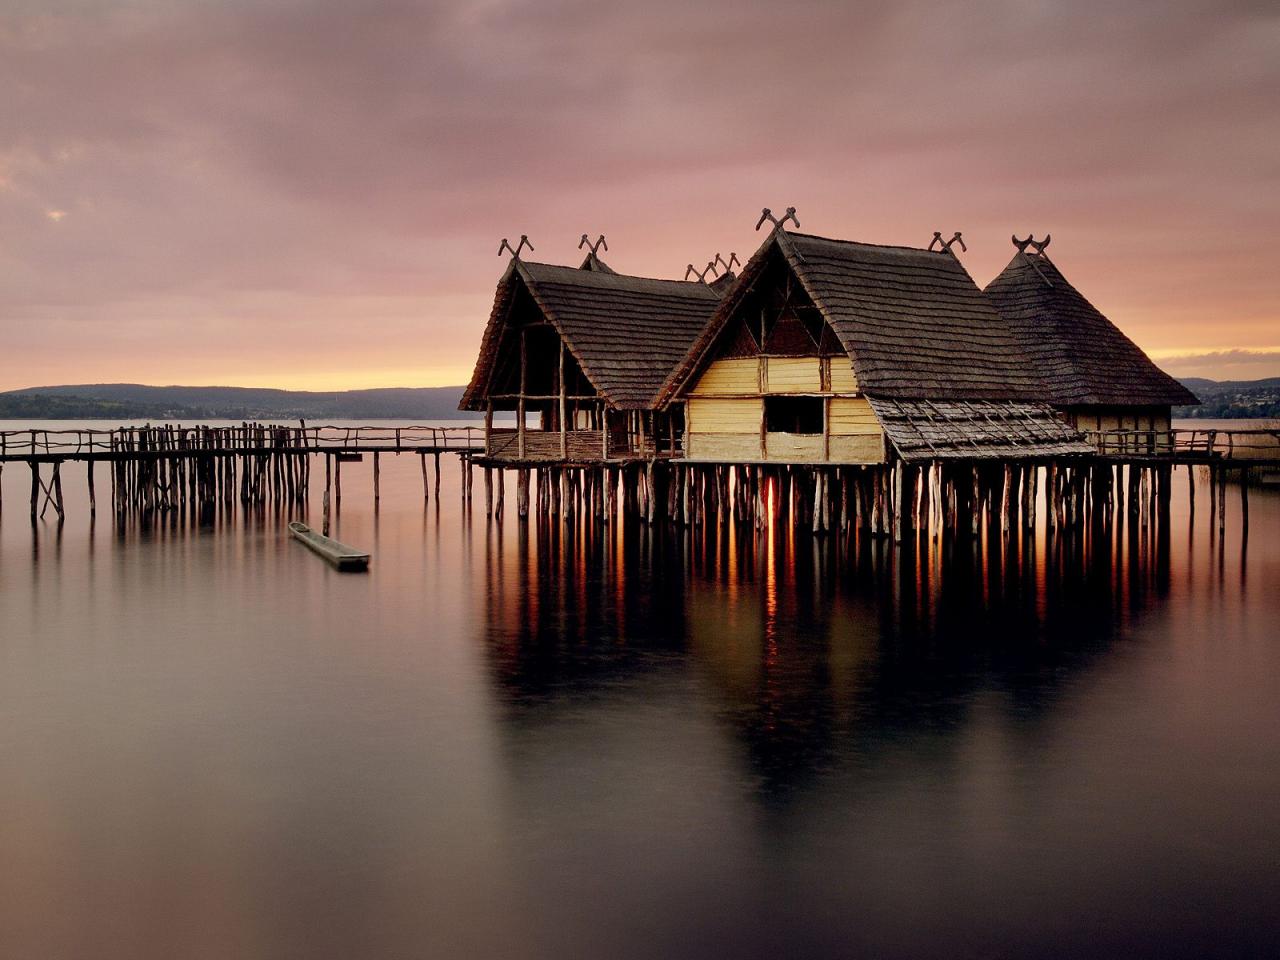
[53,462,64,519]
[1240,467,1249,536]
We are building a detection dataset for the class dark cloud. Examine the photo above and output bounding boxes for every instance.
[1,0,1278,387]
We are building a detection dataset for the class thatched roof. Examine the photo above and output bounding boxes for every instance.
[983,250,1198,407]
[660,230,1047,405]
[461,259,723,411]
[577,252,617,274]
[870,398,1094,462]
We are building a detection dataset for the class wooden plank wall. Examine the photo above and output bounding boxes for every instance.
[684,358,884,464]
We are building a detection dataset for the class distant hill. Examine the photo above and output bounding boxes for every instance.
[0,383,476,421]
[1176,377,1280,418]
[4,378,1277,421]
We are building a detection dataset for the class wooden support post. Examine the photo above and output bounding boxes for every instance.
[1218,465,1227,538]
[29,462,39,521]
[52,462,64,520]
[559,340,568,459]
[644,460,656,524]
[1240,467,1249,536]
[1048,462,1063,534]
[517,468,530,519]
[813,470,825,534]
[485,467,493,517]
[1000,464,1012,537]
[971,465,982,535]
[822,397,831,463]
[892,465,904,543]
[518,329,527,460]
[419,453,428,502]
[434,452,442,500]
[373,452,381,503]
[839,468,849,533]
[87,460,96,514]
[682,466,692,526]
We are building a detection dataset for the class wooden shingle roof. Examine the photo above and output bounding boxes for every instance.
[784,233,1048,400]
[870,398,1094,462]
[659,230,1048,405]
[982,251,1198,407]
[461,260,723,412]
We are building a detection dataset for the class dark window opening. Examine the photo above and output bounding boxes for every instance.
[765,396,823,435]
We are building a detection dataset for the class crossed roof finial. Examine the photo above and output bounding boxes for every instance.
[1012,234,1051,256]
[755,206,800,232]
[579,234,608,256]
[929,231,967,256]
[498,235,534,259]
[684,261,716,283]
[714,252,741,274]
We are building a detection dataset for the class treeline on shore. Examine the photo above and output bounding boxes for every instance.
[1,378,1278,421]
[1176,377,1280,419]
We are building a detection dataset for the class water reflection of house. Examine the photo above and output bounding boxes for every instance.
[658,228,1093,466]
[459,251,726,464]
[982,240,1198,454]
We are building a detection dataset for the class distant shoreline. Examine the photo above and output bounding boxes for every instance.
[2,377,1278,420]
[0,383,478,421]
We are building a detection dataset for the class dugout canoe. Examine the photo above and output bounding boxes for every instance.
[288,521,370,571]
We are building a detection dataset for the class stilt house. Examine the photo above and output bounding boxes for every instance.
[982,238,1198,454]
[657,228,1093,465]
[460,252,724,462]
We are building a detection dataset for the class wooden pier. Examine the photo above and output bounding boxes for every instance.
[1,423,1273,541]
[0,424,482,520]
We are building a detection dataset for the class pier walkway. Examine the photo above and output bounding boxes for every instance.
[0,424,483,520]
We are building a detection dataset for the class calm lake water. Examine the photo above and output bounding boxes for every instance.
[2,421,1278,959]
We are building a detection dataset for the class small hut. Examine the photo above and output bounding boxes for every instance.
[460,252,724,462]
[658,228,1092,465]
[982,239,1198,454]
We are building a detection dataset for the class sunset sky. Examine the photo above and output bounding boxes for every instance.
[2,0,1277,391]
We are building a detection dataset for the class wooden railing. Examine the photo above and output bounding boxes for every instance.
[485,428,675,462]
[1084,428,1280,462]
[0,424,485,460]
